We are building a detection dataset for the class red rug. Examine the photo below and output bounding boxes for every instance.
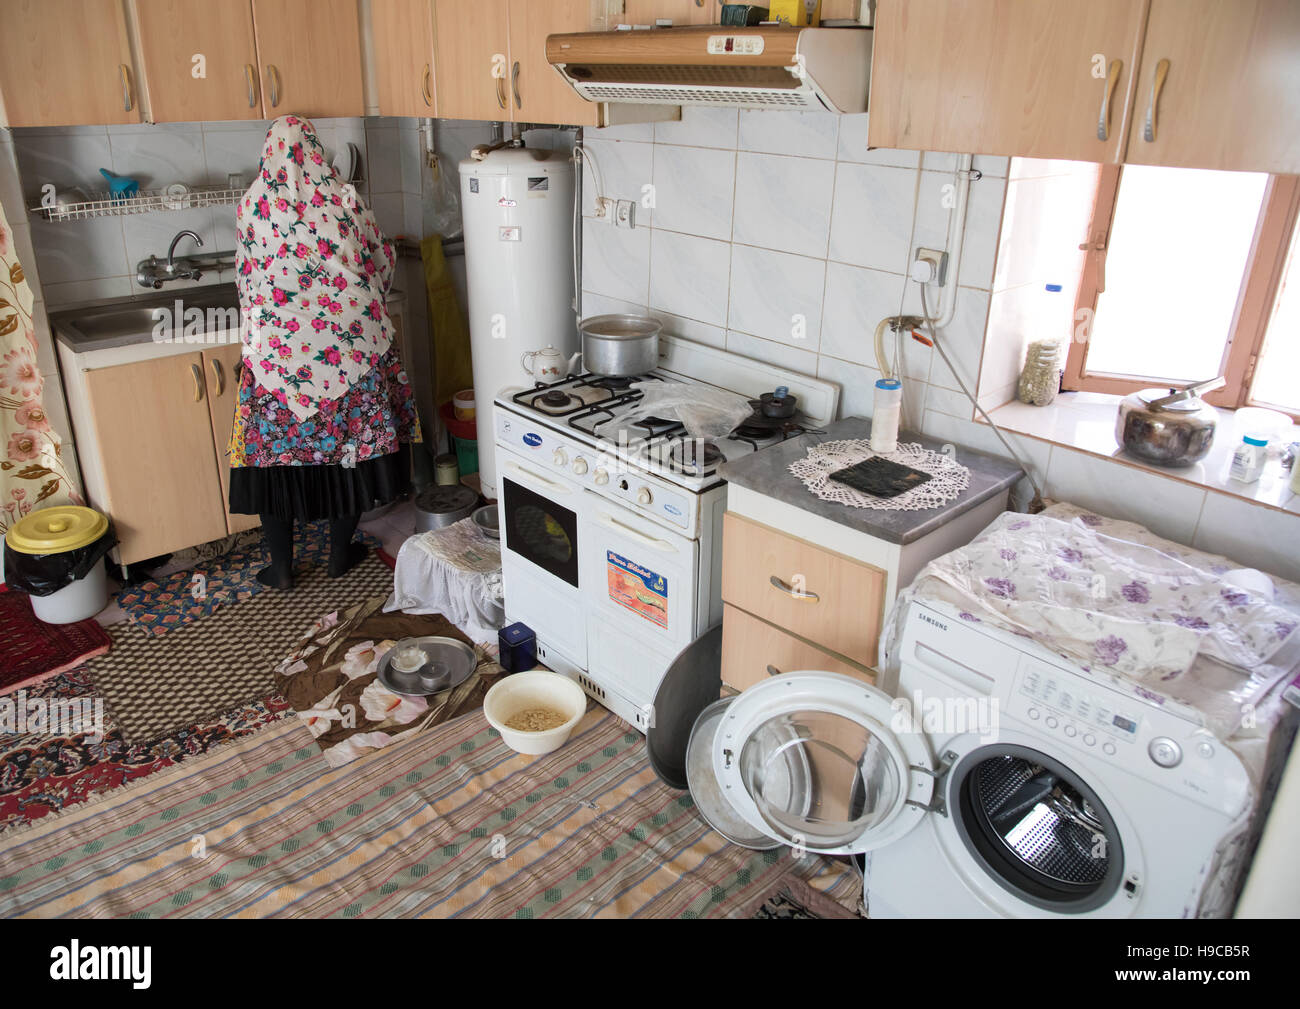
[0,587,111,693]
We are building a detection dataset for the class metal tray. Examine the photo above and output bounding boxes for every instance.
[376,636,478,697]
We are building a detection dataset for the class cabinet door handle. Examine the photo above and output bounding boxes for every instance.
[267,64,281,108]
[209,358,225,396]
[511,60,521,109]
[120,64,134,112]
[769,574,819,602]
[190,363,204,403]
[495,73,507,110]
[1142,58,1170,142]
[1096,58,1121,141]
[766,664,782,677]
[245,64,258,108]
[422,63,433,107]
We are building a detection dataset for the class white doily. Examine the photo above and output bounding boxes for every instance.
[788,440,971,511]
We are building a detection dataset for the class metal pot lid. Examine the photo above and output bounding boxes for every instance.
[1136,387,1204,411]
[415,485,478,514]
[685,697,783,851]
[376,635,478,697]
[578,313,662,341]
[647,625,723,790]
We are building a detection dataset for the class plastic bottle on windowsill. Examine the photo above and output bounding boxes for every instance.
[1016,284,1065,406]
[1229,433,1269,484]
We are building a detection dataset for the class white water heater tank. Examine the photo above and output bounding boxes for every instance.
[459,147,576,497]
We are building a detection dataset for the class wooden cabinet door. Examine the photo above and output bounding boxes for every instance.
[0,0,141,127]
[721,604,873,693]
[133,0,263,123]
[507,0,599,126]
[202,345,260,535]
[251,0,364,118]
[82,353,229,564]
[372,0,437,117]
[1125,0,1300,173]
[622,0,716,26]
[868,0,1148,163]
[433,0,511,122]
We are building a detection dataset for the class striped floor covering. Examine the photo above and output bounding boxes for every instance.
[0,706,862,918]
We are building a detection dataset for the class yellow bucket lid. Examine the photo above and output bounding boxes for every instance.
[5,505,109,554]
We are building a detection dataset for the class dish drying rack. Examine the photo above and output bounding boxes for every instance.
[29,186,245,223]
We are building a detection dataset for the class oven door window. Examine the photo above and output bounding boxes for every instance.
[502,477,579,588]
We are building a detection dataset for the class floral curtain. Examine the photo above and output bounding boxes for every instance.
[0,198,78,535]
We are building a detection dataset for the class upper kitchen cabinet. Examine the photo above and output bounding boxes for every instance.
[1124,0,1300,174]
[372,0,437,116]
[132,0,264,122]
[508,0,601,126]
[868,0,1148,163]
[621,0,716,26]
[433,0,512,122]
[0,0,142,127]
[250,0,365,118]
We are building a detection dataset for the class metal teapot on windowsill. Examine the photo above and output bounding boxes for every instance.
[1115,377,1225,467]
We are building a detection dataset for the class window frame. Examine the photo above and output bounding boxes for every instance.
[1063,165,1300,419]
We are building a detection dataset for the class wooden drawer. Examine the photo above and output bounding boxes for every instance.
[721,604,874,693]
[721,512,887,668]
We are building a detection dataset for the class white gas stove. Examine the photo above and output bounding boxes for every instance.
[493,335,839,730]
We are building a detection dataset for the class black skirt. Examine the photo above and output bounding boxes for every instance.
[228,445,411,522]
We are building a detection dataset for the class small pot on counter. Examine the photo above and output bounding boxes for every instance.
[1116,377,1224,467]
[576,314,661,377]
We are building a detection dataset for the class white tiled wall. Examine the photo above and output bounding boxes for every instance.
[578,108,1300,581]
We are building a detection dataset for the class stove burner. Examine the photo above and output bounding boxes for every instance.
[593,375,635,391]
[540,390,573,408]
[672,439,725,474]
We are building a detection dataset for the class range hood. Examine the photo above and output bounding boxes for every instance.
[545,26,871,114]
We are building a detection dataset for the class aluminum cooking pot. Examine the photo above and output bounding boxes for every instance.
[1115,377,1224,467]
[576,314,661,377]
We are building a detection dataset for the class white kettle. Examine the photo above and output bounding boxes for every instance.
[520,344,580,381]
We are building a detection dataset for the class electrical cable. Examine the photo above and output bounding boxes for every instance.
[918,282,1046,512]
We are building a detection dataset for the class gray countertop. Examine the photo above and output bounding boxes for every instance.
[718,416,1024,545]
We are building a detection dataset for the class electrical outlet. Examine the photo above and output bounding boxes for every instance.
[915,247,949,286]
[594,196,615,223]
[615,199,636,229]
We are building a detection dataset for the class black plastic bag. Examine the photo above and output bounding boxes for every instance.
[4,529,116,597]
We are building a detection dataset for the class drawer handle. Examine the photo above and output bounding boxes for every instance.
[210,357,225,396]
[1142,58,1170,142]
[422,63,433,107]
[1096,58,1121,141]
[597,513,676,553]
[766,664,781,677]
[769,574,819,602]
[190,362,204,402]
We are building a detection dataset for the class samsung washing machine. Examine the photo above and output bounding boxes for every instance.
[687,598,1255,918]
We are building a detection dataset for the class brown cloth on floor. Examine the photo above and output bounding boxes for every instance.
[273,595,504,766]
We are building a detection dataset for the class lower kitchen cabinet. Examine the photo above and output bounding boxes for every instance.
[721,603,873,693]
[202,344,261,537]
[75,351,232,565]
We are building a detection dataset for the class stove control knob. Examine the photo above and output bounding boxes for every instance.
[553,449,568,467]
[572,457,589,476]
[636,486,653,505]
[593,468,610,486]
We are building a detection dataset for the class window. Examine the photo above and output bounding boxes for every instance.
[1064,164,1300,418]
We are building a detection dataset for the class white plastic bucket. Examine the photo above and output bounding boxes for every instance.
[483,671,587,755]
[29,561,108,624]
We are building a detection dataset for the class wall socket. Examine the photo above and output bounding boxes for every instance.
[915,247,949,286]
[594,196,614,223]
[615,199,636,229]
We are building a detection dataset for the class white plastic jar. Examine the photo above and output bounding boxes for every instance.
[1228,433,1269,484]
[870,379,903,454]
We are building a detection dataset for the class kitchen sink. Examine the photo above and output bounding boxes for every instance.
[51,284,242,353]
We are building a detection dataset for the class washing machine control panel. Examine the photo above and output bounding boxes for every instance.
[1017,663,1143,749]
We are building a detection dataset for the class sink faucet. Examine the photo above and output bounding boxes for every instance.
[136,229,235,289]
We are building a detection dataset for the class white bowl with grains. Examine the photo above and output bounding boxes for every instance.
[483,671,587,755]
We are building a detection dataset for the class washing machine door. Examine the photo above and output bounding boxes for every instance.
[713,672,936,856]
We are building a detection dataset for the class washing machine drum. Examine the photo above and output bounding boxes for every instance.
[691,672,937,856]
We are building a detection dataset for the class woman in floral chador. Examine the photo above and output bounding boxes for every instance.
[228,116,418,588]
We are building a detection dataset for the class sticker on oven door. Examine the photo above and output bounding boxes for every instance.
[607,551,668,629]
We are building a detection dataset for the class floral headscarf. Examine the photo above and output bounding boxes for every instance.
[235,116,396,421]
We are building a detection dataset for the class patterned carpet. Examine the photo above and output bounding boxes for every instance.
[116,519,382,639]
[0,663,291,835]
[92,554,393,744]
[0,588,111,693]
[0,707,862,918]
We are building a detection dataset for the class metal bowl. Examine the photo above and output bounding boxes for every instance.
[471,504,499,539]
[376,636,477,696]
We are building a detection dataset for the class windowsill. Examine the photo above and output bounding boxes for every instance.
[982,391,1300,515]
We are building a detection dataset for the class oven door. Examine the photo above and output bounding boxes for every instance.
[498,446,588,667]
[582,494,699,656]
